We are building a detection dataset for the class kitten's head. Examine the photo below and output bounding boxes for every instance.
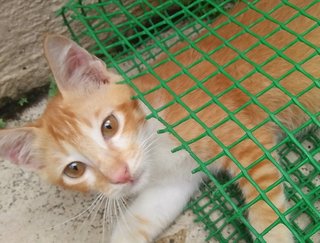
[0,35,152,199]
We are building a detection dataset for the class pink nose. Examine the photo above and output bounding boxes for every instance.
[110,165,132,184]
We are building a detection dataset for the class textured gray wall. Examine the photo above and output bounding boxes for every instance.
[0,0,69,101]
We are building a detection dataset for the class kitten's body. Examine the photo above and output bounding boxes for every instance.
[0,0,319,242]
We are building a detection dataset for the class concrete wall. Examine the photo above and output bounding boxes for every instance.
[0,0,69,103]
[0,0,160,111]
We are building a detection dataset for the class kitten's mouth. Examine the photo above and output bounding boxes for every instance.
[126,169,147,195]
[130,170,143,185]
[129,178,138,185]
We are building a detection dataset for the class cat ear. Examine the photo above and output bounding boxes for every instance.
[0,128,40,170]
[44,34,121,94]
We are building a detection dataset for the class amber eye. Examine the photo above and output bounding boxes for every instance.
[101,114,119,138]
[63,161,86,178]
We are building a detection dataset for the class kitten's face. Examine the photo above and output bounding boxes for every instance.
[0,35,151,199]
[38,84,149,198]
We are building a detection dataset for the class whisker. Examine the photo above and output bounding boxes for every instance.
[106,197,114,231]
[113,199,119,225]
[45,193,103,231]
[118,198,144,242]
[113,199,125,236]
[117,198,131,234]
[139,131,156,148]
[76,193,105,237]
[101,197,108,243]
[89,194,105,227]
[142,137,158,153]
[119,197,132,218]
[140,133,157,149]
[82,194,106,242]
[101,198,120,242]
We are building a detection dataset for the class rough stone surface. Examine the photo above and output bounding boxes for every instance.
[0,0,69,101]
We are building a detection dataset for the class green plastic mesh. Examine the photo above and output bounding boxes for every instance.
[58,0,319,242]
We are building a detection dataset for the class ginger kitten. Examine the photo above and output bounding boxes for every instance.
[0,0,319,242]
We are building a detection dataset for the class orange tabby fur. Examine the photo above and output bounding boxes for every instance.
[0,0,319,242]
[131,1,319,239]
[132,1,319,239]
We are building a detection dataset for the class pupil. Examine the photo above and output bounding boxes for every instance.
[71,163,78,170]
[105,120,112,129]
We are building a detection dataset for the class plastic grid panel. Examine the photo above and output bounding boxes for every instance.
[59,0,320,242]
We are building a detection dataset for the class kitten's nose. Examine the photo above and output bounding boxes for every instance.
[110,165,132,184]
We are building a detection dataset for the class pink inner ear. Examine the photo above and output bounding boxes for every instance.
[65,46,90,78]
[7,140,30,166]
[8,147,21,164]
